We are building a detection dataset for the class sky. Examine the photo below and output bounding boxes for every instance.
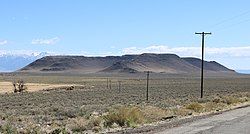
[0,0,250,70]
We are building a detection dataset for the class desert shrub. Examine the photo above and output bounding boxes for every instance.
[87,117,102,128]
[246,92,250,98]
[66,86,75,90]
[197,98,210,103]
[87,117,103,132]
[66,116,102,132]
[212,98,221,103]
[104,106,145,127]
[50,127,70,134]
[20,125,42,134]
[239,97,249,103]
[172,108,192,116]
[185,102,204,113]
[221,96,241,105]
[0,113,6,120]
[0,123,18,134]
[66,117,87,132]
[12,79,27,93]
[55,108,77,118]
[203,102,227,112]
[141,106,172,122]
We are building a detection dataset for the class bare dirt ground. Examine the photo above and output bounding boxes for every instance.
[0,81,83,93]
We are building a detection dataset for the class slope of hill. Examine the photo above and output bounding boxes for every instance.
[19,53,236,74]
[100,62,138,73]
[182,58,235,72]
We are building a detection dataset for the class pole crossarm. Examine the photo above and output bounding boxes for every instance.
[195,32,212,35]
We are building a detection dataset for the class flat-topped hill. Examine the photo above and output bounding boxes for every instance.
[19,53,235,74]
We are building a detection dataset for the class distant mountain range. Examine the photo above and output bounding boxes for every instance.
[19,53,236,74]
[0,52,51,72]
[236,70,250,74]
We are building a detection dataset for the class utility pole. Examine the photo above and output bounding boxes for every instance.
[118,81,121,91]
[195,32,211,98]
[146,71,150,101]
[109,79,112,90]
[107,78,109,89]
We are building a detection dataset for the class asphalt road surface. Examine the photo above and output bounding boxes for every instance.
[157,106,250,134]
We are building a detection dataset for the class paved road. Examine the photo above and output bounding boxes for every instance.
[157,106,250,134]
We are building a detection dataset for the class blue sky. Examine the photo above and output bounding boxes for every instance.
[0,0,250,70]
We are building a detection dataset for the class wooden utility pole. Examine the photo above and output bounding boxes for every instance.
[107,78,109,89]
[195,32,211,98]
[118,81,121,91]
[146,71,150,101]
[109,79,112,90]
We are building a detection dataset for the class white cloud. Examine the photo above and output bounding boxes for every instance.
[31,37,59,45]
[0,40,8,45]
[122,45,250,58]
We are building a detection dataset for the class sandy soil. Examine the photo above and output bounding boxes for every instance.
[0,81,80,93]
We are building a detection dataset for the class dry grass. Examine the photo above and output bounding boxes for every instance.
[141,106,172,122]
[171,93,250,117]
[104,106,145,127]
[185,102,204,113]
[172,108,193,117]
[203,102,227,112]
[221,96,241,105]
[66,117,88,132]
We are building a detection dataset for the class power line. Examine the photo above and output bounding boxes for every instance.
[200,10,250,32]
[213,18,250,32]
[209,10,250,30]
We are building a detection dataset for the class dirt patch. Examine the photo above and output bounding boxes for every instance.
[0,81,84,93]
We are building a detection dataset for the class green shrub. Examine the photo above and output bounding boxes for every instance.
[0,123,18,134]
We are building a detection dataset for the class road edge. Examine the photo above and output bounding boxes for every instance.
[110,104,250,134]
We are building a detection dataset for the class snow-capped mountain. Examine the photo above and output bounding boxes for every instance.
[0,52,52,72]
